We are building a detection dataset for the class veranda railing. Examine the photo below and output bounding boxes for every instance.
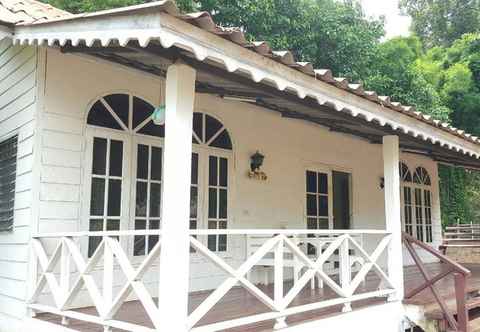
[28,229,396,332]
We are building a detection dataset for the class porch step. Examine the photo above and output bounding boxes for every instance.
[424,291,480,321]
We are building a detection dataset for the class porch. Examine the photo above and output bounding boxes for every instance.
[28,229,397,332]
[30,255,480,332]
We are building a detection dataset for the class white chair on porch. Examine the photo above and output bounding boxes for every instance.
[245,234,365,289]
[301,235,366,289]
[246,235,302,286]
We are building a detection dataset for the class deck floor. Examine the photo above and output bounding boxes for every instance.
[37,263,480,331]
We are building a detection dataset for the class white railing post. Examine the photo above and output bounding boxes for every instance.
[274,236,287,329]
[60,238,71,326]
[340,236,352,312]
[28,240,38,318]
[383,135,405,301]
[103,238,114,332]
[158,61,196,332]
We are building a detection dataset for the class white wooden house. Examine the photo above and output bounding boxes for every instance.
[0,1,479,332]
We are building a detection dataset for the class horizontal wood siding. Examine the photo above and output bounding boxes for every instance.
[0,39,38,320]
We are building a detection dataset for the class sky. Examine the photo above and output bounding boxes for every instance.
[359,0,412,39]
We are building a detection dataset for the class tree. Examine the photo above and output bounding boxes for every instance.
[364,36,451,121]
[41,0,384,81]
[399,0,480,47]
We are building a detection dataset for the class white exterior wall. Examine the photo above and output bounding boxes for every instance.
[34,48,443,288]
[0,40,41,331]
[0,44,443,330]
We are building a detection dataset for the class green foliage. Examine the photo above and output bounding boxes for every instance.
[41,0,384,81]
[191,0,384,80]
[364,36,452,121]
[439,165,469,226]
[399,0,480,47]
[41,0,142,13]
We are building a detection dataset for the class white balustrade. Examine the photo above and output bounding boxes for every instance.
[28,229,396,332]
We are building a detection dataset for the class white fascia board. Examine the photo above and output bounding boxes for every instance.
[11,11,480,158]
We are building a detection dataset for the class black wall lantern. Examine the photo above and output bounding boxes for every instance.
[250,151,265,172]
[249,151,267,180]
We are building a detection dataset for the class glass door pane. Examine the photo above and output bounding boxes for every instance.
[403,187,413,236]
[424,189,432,242]
[306,170,330,230]
[207,155,228,252]
[306,170,331,255]
[88,137,124,257]
[414,188,424,241]
[133,143,162,256]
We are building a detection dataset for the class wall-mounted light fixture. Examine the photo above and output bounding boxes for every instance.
[248,151,267,180]
[250,151,264,172]
[152,105,166,125]
[153,84,166,125]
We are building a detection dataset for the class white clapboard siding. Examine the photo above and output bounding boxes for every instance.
[40,165,82,185]
[42,130,83,151]
[38,101,84,234]
[0,40,38,322]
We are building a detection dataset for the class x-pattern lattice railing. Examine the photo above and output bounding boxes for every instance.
[28,229,396,332]
[29,230,163,332]
[188,229,395,331]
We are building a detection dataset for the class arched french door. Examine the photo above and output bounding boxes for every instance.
[83,93,233,257]
[400,162,433,243]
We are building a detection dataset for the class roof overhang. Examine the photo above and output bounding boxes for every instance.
[0,24,13,40]
[9,2,480,169]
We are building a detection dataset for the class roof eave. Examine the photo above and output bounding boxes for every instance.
[0,23,13,40]
[11,8,480,160]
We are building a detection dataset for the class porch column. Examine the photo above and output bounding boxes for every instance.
[382,135,405,300]
[158,61,196,331]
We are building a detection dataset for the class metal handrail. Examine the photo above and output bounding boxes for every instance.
[403,232,471,332]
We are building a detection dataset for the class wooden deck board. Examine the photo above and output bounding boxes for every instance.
[36,263,480,331]
[403,263,480,307]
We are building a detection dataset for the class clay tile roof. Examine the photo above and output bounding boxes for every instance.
[0,0,70,25]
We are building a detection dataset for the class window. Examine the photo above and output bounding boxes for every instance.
[0,136,17,232]
[86,93,233,255]
[88,137,124,256]
[192,113,232,252]
[192,113,232,150]
[306,170,330,255]
[400,163,433,243]
[207,155,229,252]
[133,144,162,256]
[87,94,164,137]
[87,93,162,256]
[306,170,330,231]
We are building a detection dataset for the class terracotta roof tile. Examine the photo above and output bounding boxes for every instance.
[0,0,70,25]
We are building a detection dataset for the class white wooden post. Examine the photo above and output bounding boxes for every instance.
[157,61,196,332]
[382,135,404,301]
[274,237,287,329]
[60,238,71,326]
[340,237,352,312]
[103,239,114,332]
